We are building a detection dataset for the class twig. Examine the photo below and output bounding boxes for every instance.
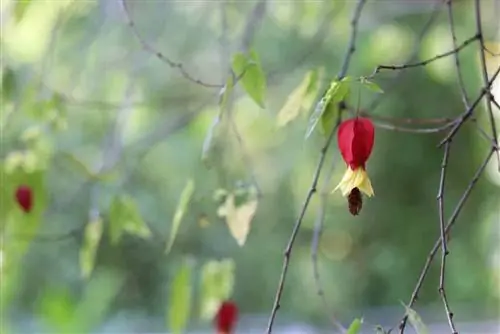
[436,142,458,334]
[484,46,500,57]
[368,0,446,112]
[473,0,500,170]
[240,0,267,53]
[445,0,495,151]
[370,34,479,77]
[439,65,500,146]
[266,1,367,332]
[119,0,222,88]
[398,146,495,334]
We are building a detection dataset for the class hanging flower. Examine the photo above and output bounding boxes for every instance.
[15,185,33,213]
[214,300,238,334]
[333,117,375,215]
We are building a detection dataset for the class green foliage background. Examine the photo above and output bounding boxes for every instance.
[1,0,499,333]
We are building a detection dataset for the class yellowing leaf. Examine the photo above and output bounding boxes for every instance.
[232,50,266,108]
[166,179,195,254]
[79,216,103,279]
[217,194,258,247]
[168,259,193,334]
[109,195,151,245]
[199,259,235,320]
[276,71,315,127]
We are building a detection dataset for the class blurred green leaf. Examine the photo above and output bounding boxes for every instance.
[38,288,75,334]
[79,216,103,279]
[13,0,33,23]
[347,318,363,334]
[168,260,193,334]
[199,259,235,320]
[217,193,258,247]
[73,270,124,333]
[166,179,195,254]
[402,303,429,334]
[276,71,315,127]
[109,195,151,245]
[305,78,351,139]
[231,50,266,108]
[360,77,384,93]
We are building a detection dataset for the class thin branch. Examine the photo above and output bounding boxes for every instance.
[484,46,500,57]
[119,0,222,88]
[436,142,458,334]
[439,65,500,146]
[240,0,267,53]
[474,0,500,170]
[266,1,367,332]
[445,0,496,152]
[398,146,495,334]
[370,34,479,77]
[368,0,446,112]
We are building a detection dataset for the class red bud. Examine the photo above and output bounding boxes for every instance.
[337,117,374,170]
[215,301,238,334]
[15,185,33,213]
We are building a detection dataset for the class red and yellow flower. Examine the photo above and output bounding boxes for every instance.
[333,117,375,214]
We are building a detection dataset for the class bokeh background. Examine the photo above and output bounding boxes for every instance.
[1,0,500,333]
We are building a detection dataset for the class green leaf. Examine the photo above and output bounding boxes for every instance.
[360,77,384,93]
[168,260,193,334]
[276,71,315,127]
[165,179,195,254]
[109,195,151,245]
[38,288,76,333]
[347,318,363,334]
[402,303,429,334]
[13,0,33,23]
[199,259,235,320]
[231,50,266,108]
[79,216,103,279]
[319,100,339,135]
[305,79,350,139]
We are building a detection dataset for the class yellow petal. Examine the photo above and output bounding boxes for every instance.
[333,167,374,197]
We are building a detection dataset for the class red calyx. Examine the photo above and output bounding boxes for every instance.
[337,117,375,170]
[215,300,238,334]
[15,185,33,213]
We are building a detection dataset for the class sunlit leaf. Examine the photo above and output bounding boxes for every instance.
[13,0,33,23]
[79,216,103,279]
[305,78,350,139]
[346,318,363,334]
[199,259,235,320]
[109,195,151,245]
[231,50,266,108]
[360,77,384,93]
[168,260,193,334]
[166,179,195,254]
[402,303,429,334]
[276,71,315,127]
[217,194,258,247]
